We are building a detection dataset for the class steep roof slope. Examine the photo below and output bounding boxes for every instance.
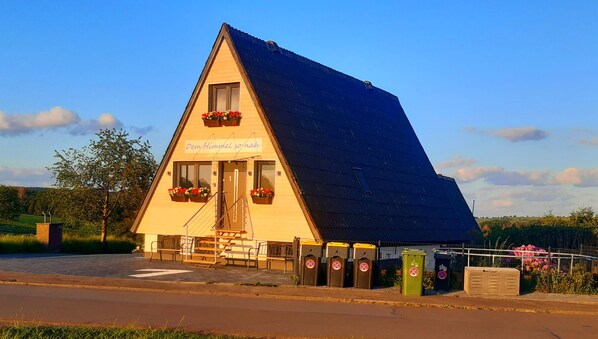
[226,24,477,243]
[227,26,477,242]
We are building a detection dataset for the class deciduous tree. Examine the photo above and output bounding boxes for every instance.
[49,129,157,244]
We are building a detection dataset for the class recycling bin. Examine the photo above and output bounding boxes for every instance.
[300,240,323,286]
[326,242,350,287]
[353,243,377,289]
[402,249,427,296]
[434,251,453,291]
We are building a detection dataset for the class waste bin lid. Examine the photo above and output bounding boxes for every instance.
[300,240,322,246]
[434,251,453,259]
[327,242,350,248]
[402,248,427,256]
[353,243,376,250]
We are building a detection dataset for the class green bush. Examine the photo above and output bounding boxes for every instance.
[521,265,597,295]
[61,235,138,254]
[0,234,137,254]
[0,234,45,253]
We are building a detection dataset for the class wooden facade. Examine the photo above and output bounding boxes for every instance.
[132,29,316,263]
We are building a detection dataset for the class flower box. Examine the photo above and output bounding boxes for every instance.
[189,195,208,203]
[251,196,273,205]
[221,119,241,126]
[170,195,188,202]
[203,119,221,127]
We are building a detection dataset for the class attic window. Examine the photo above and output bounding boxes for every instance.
[353,167,372,194]
[363,81,373,90]
[266,40,280,53]
[210,83,240,111]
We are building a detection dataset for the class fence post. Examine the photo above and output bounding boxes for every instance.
[546,246,552,293]
[377,240,381,261]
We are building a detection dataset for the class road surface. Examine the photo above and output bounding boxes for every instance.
[0,285,596,338]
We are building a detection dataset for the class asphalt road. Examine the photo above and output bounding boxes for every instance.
[1,284,596,338]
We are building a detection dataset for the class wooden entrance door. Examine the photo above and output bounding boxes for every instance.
[220,161,247,230]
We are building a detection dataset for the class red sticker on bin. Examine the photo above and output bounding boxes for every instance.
[305,258,316,269]
[409,267,419,277]
[332,260,342,271]
[359,262,370,272]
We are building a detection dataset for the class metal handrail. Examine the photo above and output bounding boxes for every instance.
[182,192,218,260]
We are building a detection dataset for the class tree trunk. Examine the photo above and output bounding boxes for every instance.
[101,190,109,251]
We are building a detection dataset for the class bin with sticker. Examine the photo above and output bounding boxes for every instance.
[353,243,377,289]
[326,242,350,288]
[434,251,453,291]
[300,240,323,286]
[402,249,427,296]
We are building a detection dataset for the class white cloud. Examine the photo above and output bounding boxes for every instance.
[0,166,53,187]
[465,126,548,142]
[70,113,123,135]
[491,200,513,208]
[493,127,547,142]
[0,107,80,135]
[436,156,477,169]
[0,107,124,136]
[454,166,598,187]
[578,138,598,146]
[555,168,598,187]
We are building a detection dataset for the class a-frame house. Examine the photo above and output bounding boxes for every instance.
[131,24,478,265]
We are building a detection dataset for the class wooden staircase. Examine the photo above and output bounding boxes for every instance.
[183,229,247,267]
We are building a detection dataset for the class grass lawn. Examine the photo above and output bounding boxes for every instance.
[0,214,50,235]
[0,324,244,339]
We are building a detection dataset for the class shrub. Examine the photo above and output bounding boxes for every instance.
[0,234,45,253]
[61,235,138,254]
[521,265,597,295]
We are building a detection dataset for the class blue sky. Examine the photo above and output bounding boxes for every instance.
[1,1,597,217]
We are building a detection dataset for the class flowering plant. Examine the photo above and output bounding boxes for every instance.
[511,244,550,272]
[201,111,224,121]
[168,187,187,197]
[222,110,242,120]
[187,186,210,197]
[250,188,274,198]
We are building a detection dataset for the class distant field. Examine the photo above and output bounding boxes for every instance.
[0,215,50,235]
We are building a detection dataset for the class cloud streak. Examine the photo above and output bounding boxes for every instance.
[0,166,53,187]
[465,126,548,142]
[455,166,598,187]
[0,107,123,136]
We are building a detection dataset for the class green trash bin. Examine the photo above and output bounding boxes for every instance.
[300,240,323,286]
[402,249,427,296]
[353,243,376,289]
[326,242,350,288]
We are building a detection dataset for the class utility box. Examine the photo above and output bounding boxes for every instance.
[434,251,453,292]
[464,267,520,296]
[353,243,376,289]
[300,241,323,286]
[326,242,350,288]
[402,249,427,296]
[36,223,63,252]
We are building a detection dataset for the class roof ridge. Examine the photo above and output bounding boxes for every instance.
[225,23,398,101]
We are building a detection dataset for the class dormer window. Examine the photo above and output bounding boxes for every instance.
[210,83,240,111]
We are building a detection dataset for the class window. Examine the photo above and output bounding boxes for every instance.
[353,167,372,194]
[254,161,275,191]
[210,83,240,111]
[174,162,211,188]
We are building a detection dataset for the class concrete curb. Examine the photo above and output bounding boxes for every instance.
[2,271,597,316]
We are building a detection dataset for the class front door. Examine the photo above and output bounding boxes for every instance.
[220,161,247,230]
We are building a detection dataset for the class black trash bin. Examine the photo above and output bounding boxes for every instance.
[434,251,453,291]
[353,243,376,289]
[326,242,350,287]
[300,241,323,286]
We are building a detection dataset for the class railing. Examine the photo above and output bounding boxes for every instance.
[182,192,218,260]
[439,246,598,274]
[182,192,250,262]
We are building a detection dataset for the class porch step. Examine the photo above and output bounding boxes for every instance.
[216,230,247,235]
[217,235,246,240]
[195,246,232,252]
[183,258,220,266]
[198,240,236,246]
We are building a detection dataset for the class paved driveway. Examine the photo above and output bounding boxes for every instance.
[0,253,294,285]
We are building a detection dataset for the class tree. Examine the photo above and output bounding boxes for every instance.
[0,185,22,220]
[569,207,595,226]
[49,129,157,244]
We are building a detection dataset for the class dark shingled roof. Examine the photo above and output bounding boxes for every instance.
[226,24,478,243]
